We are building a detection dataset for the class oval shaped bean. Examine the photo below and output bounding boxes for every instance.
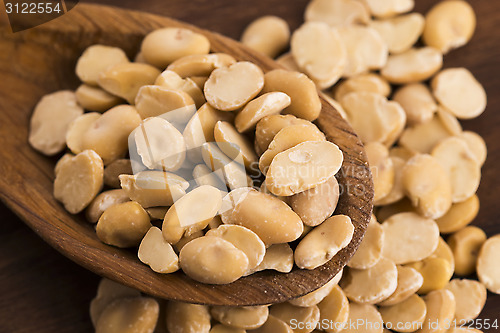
[402,154,452,219]
[418,289,456,333]
[375,156,405,206]
[75,84,122,112]
[266,141,343,197]
[96,201,151,248]
[457,131,487,167]
[392,83,437,126]
[380,294,427,333]
[81,105,142,165]
[291,22,346,88]
[166,301,211,333]
[86,189,130,223]
[221,188,303,245]
[334,73,391,102]
[382,212,439,264]
[179,236,249,284]
[360,0,414,18]
[234,92,291,133]
[295,215,354,270]
[155,70,206,108]
[167,53,236,78]
[262,69,322,121]
[76,45,129,85]
[211,306,269,329]
[162,185,222,244]
[205,61,264,111]
[141,27,210,68]
[305,0,370,27]
[422,0,476,54]
[381,47,442,84]
[241,16,290,58]
[476,235,500,294]
[406,257,453,295]
[342,303,383,333]
[370,13,425,54]
[251,243,294,274]
[448,226,487,277]
[95,297,159,333]
[214,121,257,169]
[436,195,479,234]
[29,90,84,156]
[342,258,398,304]
[378,266,423,306]
[98,63,161,104]
[54,150,103,214]
[66,112,101,155]
[270,303,320,333]
[317,285,349,333]
[445,279,487,322]
[138,226,179,274]
[348,216,384,269]
[289,176,339,227]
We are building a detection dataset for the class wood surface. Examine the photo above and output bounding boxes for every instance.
[0,0,499,332]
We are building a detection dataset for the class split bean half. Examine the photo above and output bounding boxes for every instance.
[75,84,122,112]
[381,47,442,84]
[445,279,487,322]
[370,13,425,54]
[305,0,370,27]
[241,16,290,58]
[166,302,211,333]
[211,306,269,330]
[379,294,427,333]
[448,226,487,277]
[378,266,423,306]
[86,189,130,223]
[76,45,129,85]
[476,235,500,294]
[138,226,179,274]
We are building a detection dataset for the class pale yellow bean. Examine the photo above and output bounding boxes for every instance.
[76,45,129,85]
[166,302,211,333]
[241,16,290,58]
[305,0,370,27]
[445,279,487,323]
[476,235,500,294]
[378,266,423,306]
[448,226,487,277]
[138,227,179,274]
[86,189,130,223]
[75,84,122,112]
[211,306,269,330]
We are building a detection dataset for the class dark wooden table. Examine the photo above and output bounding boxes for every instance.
[0,0,499,332]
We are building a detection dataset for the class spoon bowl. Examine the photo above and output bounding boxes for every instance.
[0,3,373,306]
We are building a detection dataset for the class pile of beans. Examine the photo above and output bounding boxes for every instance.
[29,0,500,331]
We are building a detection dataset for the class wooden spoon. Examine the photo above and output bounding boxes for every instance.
[0,3,373,306]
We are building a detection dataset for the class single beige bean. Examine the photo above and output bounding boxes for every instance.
[166,301,211,333]
[120,171,189,208]
[266,141,343,197]
[381,47,442,84]
[138,227,179,274]
[338,26,388,78]
[360,0,414,18]
[402,154,452,219]
[96,201,151,248]
[211,306,269,330]
[289,176,339,227]
[251,243,294,274]
[381,101,407,148]
[445,279,487,323]
[432,68,487,120]
[75,84,122,112]
[54,150,103,214]
[379,266,423,306]
[366,142,395,203]
[375,156,406,206]
[81,105,142,165]
[98,63,161,104]
[204,61,264,111]
[393,83,437,126]
[261,69,322,121]
[348,216,384,269]
[406,257,453,295]
[431,137,480,203]
[179,236,249,284]
[29,90,84,155]
[95,297,159,333]
[422,1,476,54]
[241,16,290,58]
[221,188,303,245]
[380,294,427,333]
[193,164,226,191]
[334,74,391,102]
[456,131,487,166]
[342,258,398,304]
[259,124,326,174]
[370,13,425,55]
[90,278,141,327]
[430,237,455,273]
[173,230,204,253]
[162,185,222,244]
[201,142,253,190]
[270,303,320,333]
[210,324,246,333]
[76,45,129,85]
[183,103,234,163]
[317,285,349,333]
[145,206,168,220]
[376,197,417,222]
[66,112,101,155]
[291,22,346,89]
[382,212,439,264]
[342,303,383,333]
[448,226,487,277]
[417,289,456,333]
[234,92,291,133]
[476,235,500,294]
[206,224,266,271]
[104,159,133,189]
[248,315,293,333]
[254,114,314,155]
[214,121,258,169]
[305,0,369,27]
[436,195,479,234]
[155,70,206,108]
[295,215,354,270]
[141,27,210,68]
[86,189,130,223]
[289,270,343,307]
[167,53,236,78]
[135,85,196,124]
